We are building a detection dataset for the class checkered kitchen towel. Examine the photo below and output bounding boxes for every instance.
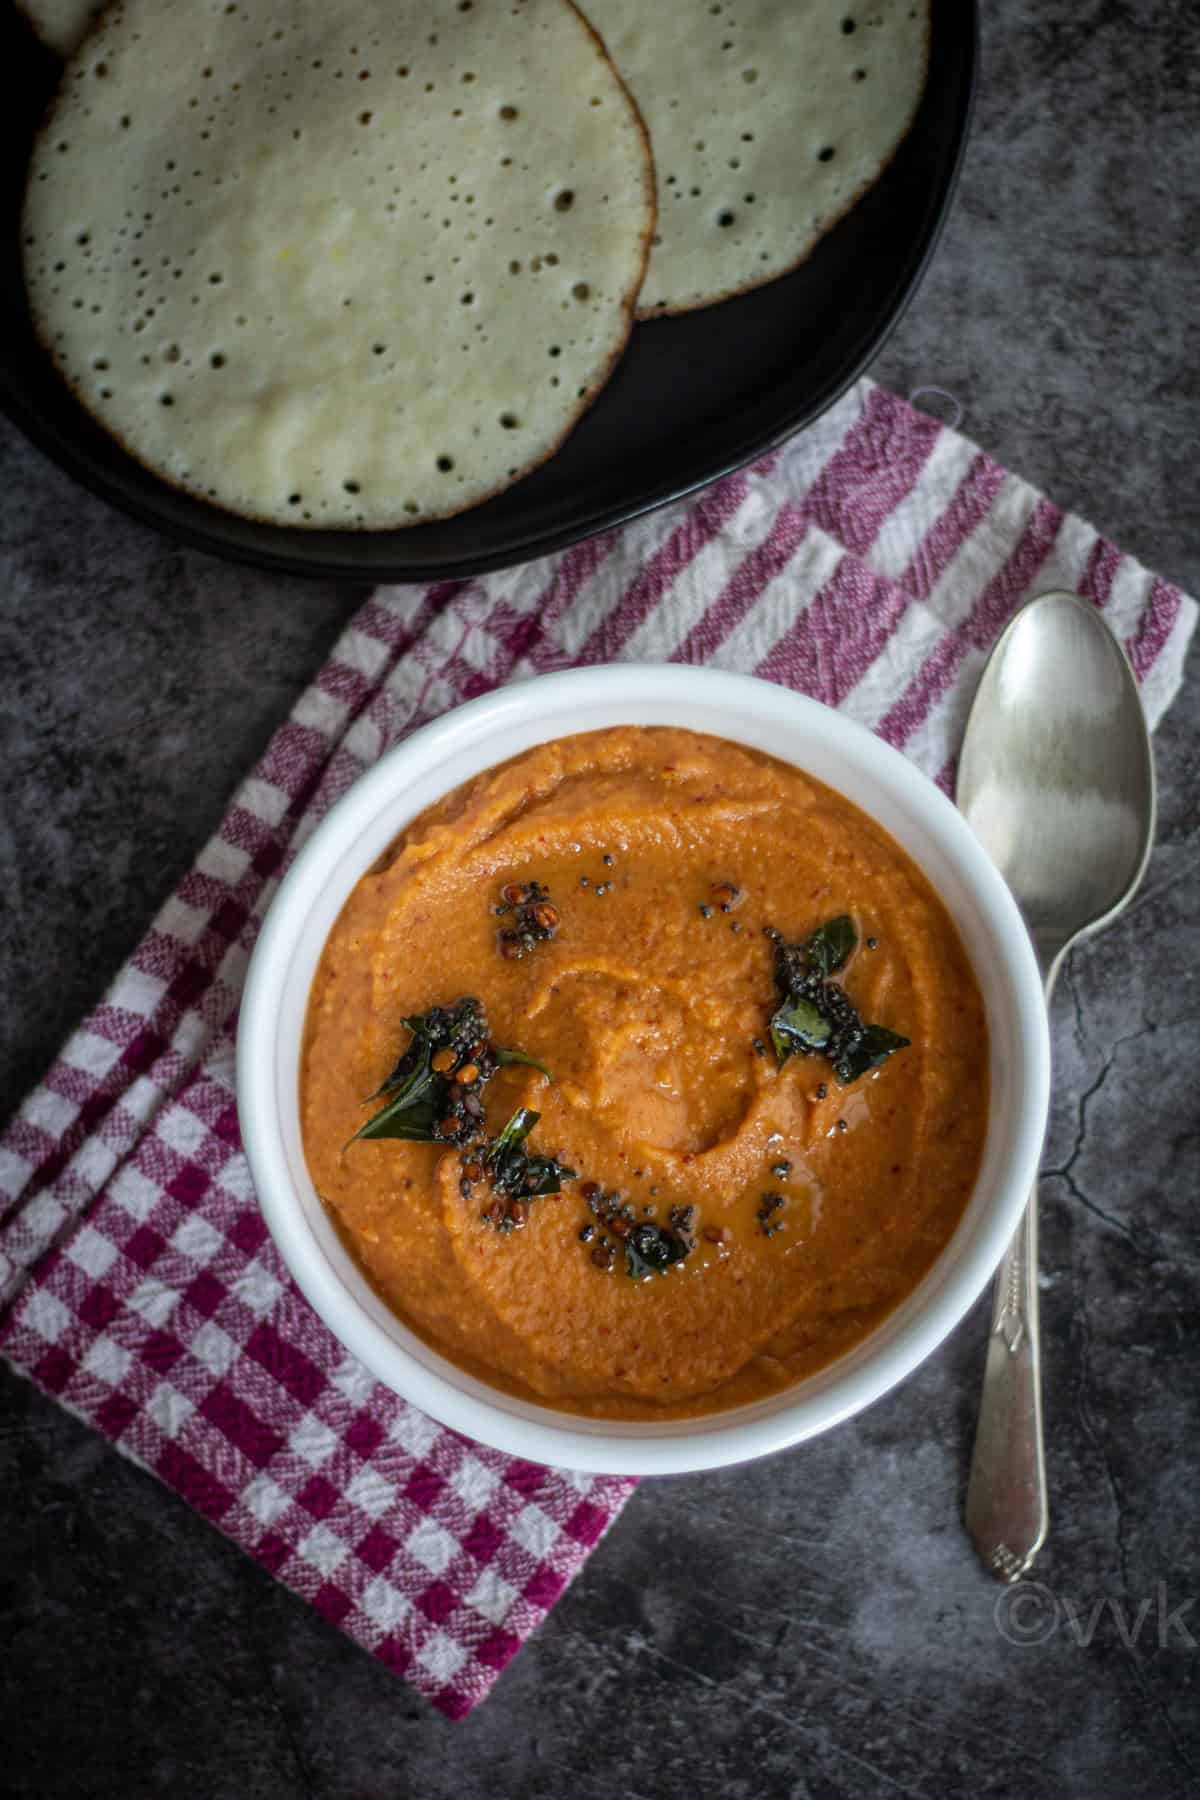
[1,380,1194,1717]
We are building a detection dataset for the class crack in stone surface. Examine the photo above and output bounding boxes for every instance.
[1044,1166,1158,1261]
[1044,1018,1200,1265]
[1064,957,1089,1062]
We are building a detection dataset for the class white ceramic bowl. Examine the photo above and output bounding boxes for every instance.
[238,666,1049,1475]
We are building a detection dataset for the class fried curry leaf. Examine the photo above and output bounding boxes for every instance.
[350,998,553,1148]
[513,1158,577,1199]
[832,1023,911,1086]
[766,918,910,1089]
[625,1221,691,1280]
[364,1035,435,1108]
[366,999,483,1100]
[495,1047,555,1081]
[802,914,857,978]
[485,1107,575,1199]
[769,993,832,1062]
[487,1106,541,1158]
[350,1094,440,1144]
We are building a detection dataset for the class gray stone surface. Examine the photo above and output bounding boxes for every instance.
[1,2,1197,1794]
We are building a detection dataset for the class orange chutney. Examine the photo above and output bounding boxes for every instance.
[300,727,989,1419]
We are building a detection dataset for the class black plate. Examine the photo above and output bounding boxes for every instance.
[0,1,976,584]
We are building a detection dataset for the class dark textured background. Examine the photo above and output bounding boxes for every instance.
[2,2,1197,1794]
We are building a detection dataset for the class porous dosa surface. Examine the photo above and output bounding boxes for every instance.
[581,0,929,316]
[23,0,655,527]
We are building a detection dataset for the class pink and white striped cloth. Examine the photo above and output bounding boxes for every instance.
[0,380,1193,1717]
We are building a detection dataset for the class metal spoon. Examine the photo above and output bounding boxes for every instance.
[957,590,1156,1582]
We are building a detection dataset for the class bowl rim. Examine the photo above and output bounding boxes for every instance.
[237,664,1049,1474]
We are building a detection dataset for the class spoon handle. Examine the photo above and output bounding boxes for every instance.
[964,1188,1048,1582]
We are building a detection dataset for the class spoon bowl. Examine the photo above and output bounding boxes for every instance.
[958,591,1156,979]
[959,590,1156,1579]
